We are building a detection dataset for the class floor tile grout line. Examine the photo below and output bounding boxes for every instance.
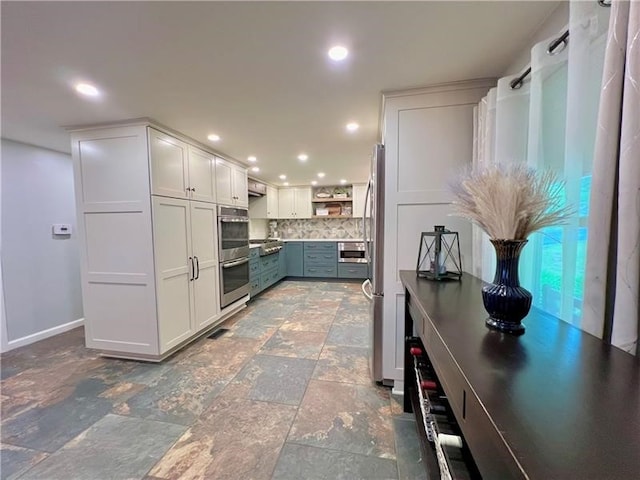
[283,439,399,463]
[269,292,338,480]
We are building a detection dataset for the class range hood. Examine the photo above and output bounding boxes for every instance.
[247,178,267,197]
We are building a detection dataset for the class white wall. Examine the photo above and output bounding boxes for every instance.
[1,139,83,351]
[502,2,570,76]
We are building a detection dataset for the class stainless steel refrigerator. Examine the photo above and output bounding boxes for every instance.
[362,144,385,383]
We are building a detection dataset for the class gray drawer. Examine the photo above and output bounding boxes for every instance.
[337,263,368,279]
[260,254,279,270]
[249,279,261,298]
[304,252,337,264]
[250,248,260,259]
[249,260,260,278]
[303,242,336,253]
[304,265,337,278]
[260,267,280,289]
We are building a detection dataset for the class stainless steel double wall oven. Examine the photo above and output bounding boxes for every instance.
[217,206,250,308]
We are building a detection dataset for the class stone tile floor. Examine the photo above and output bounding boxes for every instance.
[0,280,426,480]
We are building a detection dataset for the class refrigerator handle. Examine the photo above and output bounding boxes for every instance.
[361,278,373,301]
[363,179,372,262]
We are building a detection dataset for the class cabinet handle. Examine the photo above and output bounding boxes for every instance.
[192,187,196,192]
[188,257,194,281]
[194,256,200,280]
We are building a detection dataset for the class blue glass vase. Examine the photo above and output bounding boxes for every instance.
[482,239,532,335]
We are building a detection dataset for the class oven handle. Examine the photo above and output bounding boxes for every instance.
[222,258,250,269]
[219,217,250,223]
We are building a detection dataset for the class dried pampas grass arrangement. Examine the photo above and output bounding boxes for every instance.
[450,164,574,240]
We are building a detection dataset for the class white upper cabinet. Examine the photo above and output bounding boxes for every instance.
[278,187,311,219]
[215,158,234,206]
[249,184,279,219]
[149,128,216,203]
[352,184,371,218]
[187,146,216,203]
[232,165,249,207]
[149,128,189,199]
[215,157,248,208]
[266,185,279,218]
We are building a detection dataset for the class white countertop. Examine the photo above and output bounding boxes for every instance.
[281,238,363,242]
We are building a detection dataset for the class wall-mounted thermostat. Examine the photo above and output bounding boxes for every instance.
[52,224,72,235]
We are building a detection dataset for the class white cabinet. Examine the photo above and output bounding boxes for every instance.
[70,121,241,361]
[249,184,279,219]
[216,157,248,208]
[380,79,494,388]
[352,184,371,218]
[266,185,279,218]
[153,197,219,351]
[278,187,311,219]
[149,128,216,203]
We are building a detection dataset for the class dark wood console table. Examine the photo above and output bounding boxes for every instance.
[400,270,640,479]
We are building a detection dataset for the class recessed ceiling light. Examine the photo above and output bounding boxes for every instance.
[346,122,359,132]
[75,82,100,97]
[297,154,308,161]
[340,179,347,185]
[248,156,257,162]
[317,172,325,178]
[283,182,289,186]
[207,134,220,142]
[251,167,260,172]
[311,180,318,186]
[279,174,287,180]
[328,45,349,61]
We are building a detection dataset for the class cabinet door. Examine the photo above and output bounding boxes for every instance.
[152,196,194,352]
[285,242,304,276]
[278,188,296,219]
[149,128,189,200]
[278,248,287,279]
[294,187,312,218]
[190,201,219,330]
[188,146,216,204]
[266,185,279,218]
[232,165,249,207]
[215,157,235,206]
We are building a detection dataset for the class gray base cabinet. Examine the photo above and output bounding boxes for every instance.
[337,263,368,279]
[249,247,287,299]
[303,242,337,278]
[285,242,304,276]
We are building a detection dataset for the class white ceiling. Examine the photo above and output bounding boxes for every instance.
[2,1,560,186]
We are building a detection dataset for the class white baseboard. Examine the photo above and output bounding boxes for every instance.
[3,318,84,352]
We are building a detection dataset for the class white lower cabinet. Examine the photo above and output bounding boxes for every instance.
[71,121,239,361]
[189,201,219,331]
[153,197,219,352]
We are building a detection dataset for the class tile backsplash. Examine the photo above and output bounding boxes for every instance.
[276,218,363,239]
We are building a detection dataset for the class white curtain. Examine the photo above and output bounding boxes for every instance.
[471,1,610,330]
[583,0,640,355]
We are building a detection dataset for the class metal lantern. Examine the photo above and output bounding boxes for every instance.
[416,226,462,281]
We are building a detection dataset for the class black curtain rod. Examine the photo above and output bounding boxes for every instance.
[508,0,610,89]
[510,29,570,89]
